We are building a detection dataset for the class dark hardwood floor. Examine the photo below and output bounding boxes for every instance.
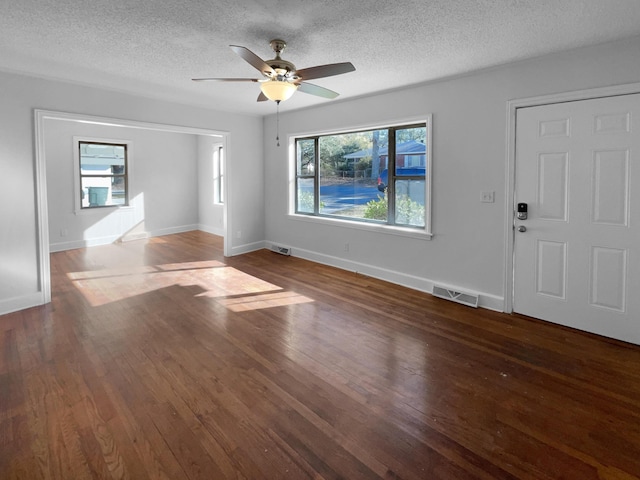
[1,230,640,479]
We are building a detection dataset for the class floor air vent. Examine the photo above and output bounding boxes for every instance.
[432,285,479,308]
[270,244,291,256]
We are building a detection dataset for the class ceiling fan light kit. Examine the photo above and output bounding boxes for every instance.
[260,80,298,102]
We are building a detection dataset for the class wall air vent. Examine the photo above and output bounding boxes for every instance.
[270,244,291,256]
[432,285,479,308]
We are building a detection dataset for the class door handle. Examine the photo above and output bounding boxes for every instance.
[517,225,527,232]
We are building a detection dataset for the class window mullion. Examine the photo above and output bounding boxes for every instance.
[387,129,396,224]
[314,137,320,215]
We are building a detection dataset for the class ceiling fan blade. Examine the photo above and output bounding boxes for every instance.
[192,77,259,82]
[295,62,355,81]
[257,92,268,102]
[229,45,275,75]
[297,82,339,99]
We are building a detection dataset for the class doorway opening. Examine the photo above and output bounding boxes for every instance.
[34,109,228,306]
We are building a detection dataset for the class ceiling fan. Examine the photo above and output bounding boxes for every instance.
[192,39,356,103]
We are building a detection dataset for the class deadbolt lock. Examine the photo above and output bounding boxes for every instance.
[517,202,528,220]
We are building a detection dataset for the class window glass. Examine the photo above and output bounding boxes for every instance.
[297,178,315,214]
[79,142,128,208]
[395,180,426,227]
[393,126,426,227]
[297,138,315,176]
[219,147,224,203]
[315,130,386,221]
[214,145,224,204]
[296,138,316,214]
[294,121,429,231]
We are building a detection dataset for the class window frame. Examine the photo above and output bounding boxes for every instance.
[214,144,225,204]
[73,137,132,213]
[294,136,320,215]
[291,117,432,238]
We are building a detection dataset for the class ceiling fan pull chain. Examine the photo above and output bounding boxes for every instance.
[276,100,281,147]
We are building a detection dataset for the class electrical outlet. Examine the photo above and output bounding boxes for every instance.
[60,228,68,237]
[344,243,349,252]
[236,230,242,239]
[481,191,495,203]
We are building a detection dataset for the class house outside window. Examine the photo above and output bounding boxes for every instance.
[294,120,431,233]
[78,141,128,209]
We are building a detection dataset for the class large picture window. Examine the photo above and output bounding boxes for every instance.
[78,141,128,209]
[294,120,431,232]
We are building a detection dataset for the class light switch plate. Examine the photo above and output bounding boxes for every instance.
[481,191,495,203]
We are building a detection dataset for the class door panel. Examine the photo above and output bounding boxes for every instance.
[590,246,626,311]
[538,152,568,221]
[514,94,640,344]
[591,149,629,225]
[536,240,567,299]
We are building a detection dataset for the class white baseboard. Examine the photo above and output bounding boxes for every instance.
[198,224,225,237]
[147,224,199,238]
[278,244,504,312]
[229,240,266,256]
[0,291,47,316]
[50,235,121,252]
[119,231,149,242]
[49,224,200,252]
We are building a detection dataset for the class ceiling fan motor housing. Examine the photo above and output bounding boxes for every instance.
[266,39,296,79]
[266,59,296,78]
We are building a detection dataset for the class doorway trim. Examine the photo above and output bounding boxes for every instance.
[34,109,229,306]
[504,81,640,313]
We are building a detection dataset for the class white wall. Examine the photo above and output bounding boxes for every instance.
[45,120,200,251]
[263,36,640,309]
[0,70,263,315]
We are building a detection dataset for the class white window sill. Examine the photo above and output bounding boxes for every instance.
[75,205,134,215]
[288,213,432,240]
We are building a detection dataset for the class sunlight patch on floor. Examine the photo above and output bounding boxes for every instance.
[67,260,310,311]
[216,291,314,312]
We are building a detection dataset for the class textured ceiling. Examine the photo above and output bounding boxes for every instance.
[1,0,640,116]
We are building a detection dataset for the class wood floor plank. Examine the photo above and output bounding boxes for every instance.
[1,230,640,479]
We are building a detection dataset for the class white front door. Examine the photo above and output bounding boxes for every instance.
[514,94,640,344]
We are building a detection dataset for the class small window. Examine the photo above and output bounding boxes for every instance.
[79,141,128,208]
[214,145,224,204]
[294,120,430,232]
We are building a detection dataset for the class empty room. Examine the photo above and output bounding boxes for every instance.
[1,1,640,479]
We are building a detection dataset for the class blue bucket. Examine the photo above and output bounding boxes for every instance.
[88,187,109,206]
